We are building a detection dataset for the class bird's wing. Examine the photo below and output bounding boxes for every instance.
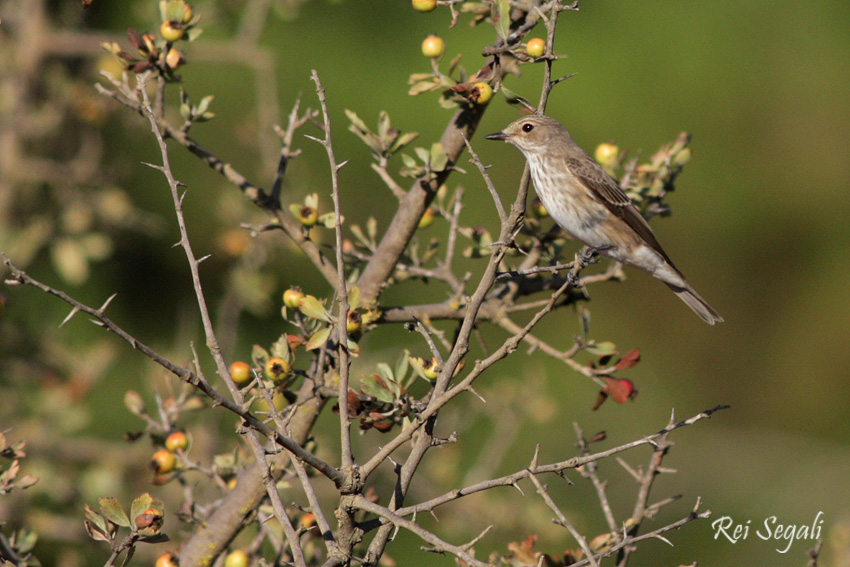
[566,156,680,271]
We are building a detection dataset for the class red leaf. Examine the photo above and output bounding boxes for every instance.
[614,349,641,371]
[602,377,637,404]
[592,390,608,411]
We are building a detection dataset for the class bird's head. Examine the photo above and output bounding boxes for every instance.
[484,114,572,153]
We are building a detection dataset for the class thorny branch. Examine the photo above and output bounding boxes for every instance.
[0,1,731,566]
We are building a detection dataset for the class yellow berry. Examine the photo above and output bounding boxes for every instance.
[422,357,439,380]
[264,357,291,382]
[346,310,362,334]
[421,35,445,59]
[230,361,253,386]
[151,449,176,474]
[594,143,620,169]
[224,550,250,567]
[283,287,305,309]
[418,207,436,229]
[298,206,318,227]
[160,20,184,42]
[473,82,493,105]
[412,0,437,12]
[254,390,287,413]
[531,197,549,218]
[526,38,546,58]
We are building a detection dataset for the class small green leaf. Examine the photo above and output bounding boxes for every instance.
[395,350,410,383]
[124,390,146,416]
[319,212,342,228]
[305,327,331,351]
[348,286,361,310]
[408,80,441,96]
[251,345,270,372]
[400,153,418,170]
[495,0,511,40]
[98,497,131,528]
[377,111,391,140]
[84,519,111,543]
[350,224,371,248]
[345,109,369,133]
[430,143,448,172]
[360,374,395,403]
[376,363,394,384]
[84,504,107,533]
[389,131,420,154]
[347,338,360,357]
[585,341,617,356]
[163,0,183,20]
[367,216,378,241]
[130,493,163,521]
[270,334,292,364]
[186,27,203,42]
[299,295,332,322]
[196,95,214,115]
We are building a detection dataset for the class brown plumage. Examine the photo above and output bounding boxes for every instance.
[485,115,722,325]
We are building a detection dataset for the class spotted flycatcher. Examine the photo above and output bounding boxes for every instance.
[485,115,722,325]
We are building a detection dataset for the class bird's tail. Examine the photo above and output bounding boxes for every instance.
[665,282,724,325]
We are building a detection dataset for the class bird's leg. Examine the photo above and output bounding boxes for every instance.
[567,246,606,287]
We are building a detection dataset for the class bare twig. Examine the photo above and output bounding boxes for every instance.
[309,69,354,473]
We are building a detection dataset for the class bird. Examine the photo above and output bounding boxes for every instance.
[485,114,723,325]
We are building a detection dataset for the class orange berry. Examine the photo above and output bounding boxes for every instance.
[155,553,178,567]
[165,431,189,452]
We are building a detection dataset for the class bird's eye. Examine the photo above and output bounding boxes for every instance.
[522,123,535,133]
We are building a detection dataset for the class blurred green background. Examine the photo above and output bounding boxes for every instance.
[2,1,849,566]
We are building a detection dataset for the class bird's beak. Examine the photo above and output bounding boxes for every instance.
[484,131,510,141]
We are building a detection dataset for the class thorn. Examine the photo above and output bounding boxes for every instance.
[511,481,525,496]
[303,134,322,144]
[692,496,702,513]
[197,254,212,264]
[652,533,674,547]
[467,386,487,404]
[97,293,118,314]
[141,161,163,171]
[530,444,540,470]
[89,319,106,327]
[60,306,81,327]
[337,159,350,170]
[179,190,188,204]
